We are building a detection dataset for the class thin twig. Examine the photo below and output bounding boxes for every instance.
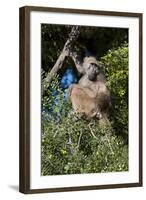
[53,128,59,138]
[88,123,98,139]
[67,132,74,154]
[47,158,54,167]
[77,131,83,149]
[105,134,114,155]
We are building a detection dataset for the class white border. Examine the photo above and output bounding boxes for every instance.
[30,11,139,189]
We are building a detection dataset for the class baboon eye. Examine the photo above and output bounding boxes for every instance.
[91,63,97,66]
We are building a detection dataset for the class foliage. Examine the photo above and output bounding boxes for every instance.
[100,43,128,141]
[41,43,128,175]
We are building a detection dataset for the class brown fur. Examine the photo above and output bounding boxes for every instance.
[69,57,111,119]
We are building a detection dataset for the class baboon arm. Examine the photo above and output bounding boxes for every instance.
[69,52,85,74]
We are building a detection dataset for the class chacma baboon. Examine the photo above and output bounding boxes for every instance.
[69,56,111,119]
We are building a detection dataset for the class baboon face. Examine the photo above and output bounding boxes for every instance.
[86,62,100,81]
[83,56,101,81]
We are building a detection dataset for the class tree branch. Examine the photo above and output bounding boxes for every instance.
[45,26,80,83]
